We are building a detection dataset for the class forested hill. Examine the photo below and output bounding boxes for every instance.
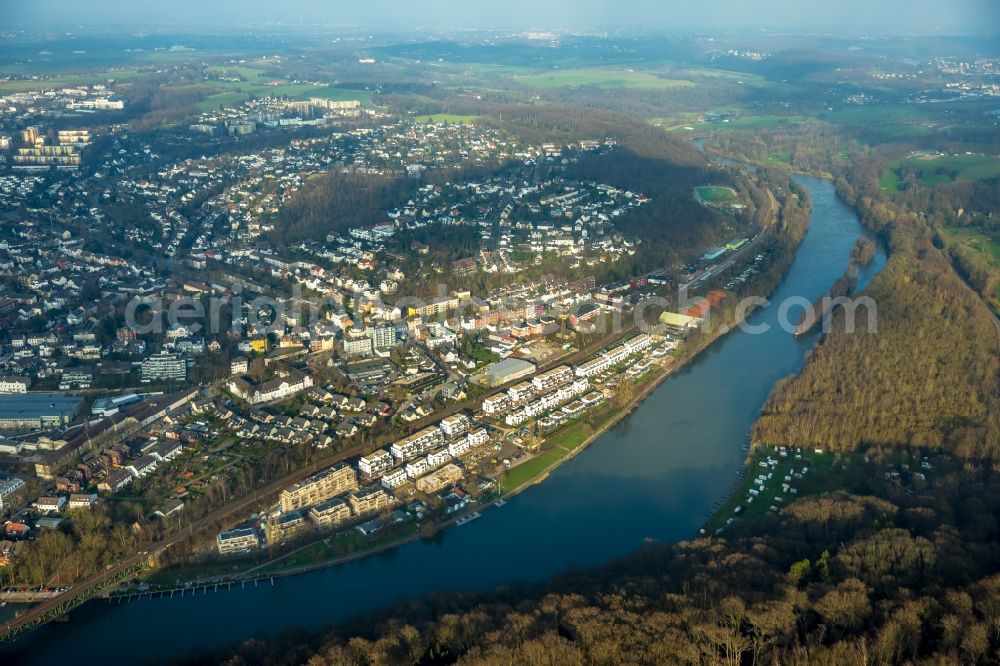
[753,159,1000,459]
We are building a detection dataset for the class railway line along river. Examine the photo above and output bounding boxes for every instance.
[5,174,886,663]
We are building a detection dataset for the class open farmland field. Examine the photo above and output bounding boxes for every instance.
[516,67,695,89]
[881,153,1000,191]
[414,114,478,124]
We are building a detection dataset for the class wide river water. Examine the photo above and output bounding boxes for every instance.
[7,175,886,664]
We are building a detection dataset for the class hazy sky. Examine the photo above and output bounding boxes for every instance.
[5,0,998,34]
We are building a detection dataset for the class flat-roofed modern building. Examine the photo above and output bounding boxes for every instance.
[308,497,352,529]
[0,392,83,430]
[140,353,187,383]
[358,449,394,478]
[439,413,470,438]
[217,527,260,555]
[415,463,464,494]
[279,463,357,512]
[348,486,394,517]
[265,511,311,544]
[390,426,444,463]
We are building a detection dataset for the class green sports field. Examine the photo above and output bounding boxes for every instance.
[695,185,738,202]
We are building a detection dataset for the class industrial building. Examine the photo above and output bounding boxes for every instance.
[478,358,536,387]
[0,393,84,430]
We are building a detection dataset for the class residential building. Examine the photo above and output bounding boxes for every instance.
[390,426,444,462]
[98,468,136,493]
[227,368,314,405]
[308,497,352,529]
[348,486,394,516]
[381,468,408,489]
[508,381,536,405]
[367,324,399,349]
[217,527,260,555]
[140,353,187,383]
[68,493,98,509]
[34,496,66,513]
[482,394,510,415]
[532,365,573,393]
[415,463,463,494]
[342,334,373,357]
[358,449,394,477]
[439,413,470,439]
[279,463,358,512]
[0,377,30,393]
[265,511,311,544]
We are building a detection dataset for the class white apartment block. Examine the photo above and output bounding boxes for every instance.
[426,447,452,468]
[358,449,394,477]
[381,468,408,489]
[531,365,573,393]
[439,413,470,438]
[482,394,510,415]
[217,527,259,555]
[507,381,536,405]
[391,426,444,463]
[405,458,430,479]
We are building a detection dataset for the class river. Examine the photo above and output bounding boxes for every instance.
[6,175,885,664]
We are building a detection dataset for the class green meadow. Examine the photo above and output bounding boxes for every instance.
[414,114,478,124]
[880,154,1000,191]
[517,68,695,89]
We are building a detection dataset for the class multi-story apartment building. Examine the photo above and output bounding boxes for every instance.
[265,511,311,544]
[348,486,393,516]
[390,426,444,462]
[367,324,399,349]
[531,365,573,393]
[466,427,489,447]
[308,497,352,529]
[380,468,408,489]
[279,463,358,512]
[426,447,452,468]
[507,381,536,405]
[415,463,464,494]
[0,377,29,393]
[217,527,260,555]
[140,353,187,383]
[482,394,510,415]
[439,413,470,439]
[358,449,394,477]
[405,458,430,479]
